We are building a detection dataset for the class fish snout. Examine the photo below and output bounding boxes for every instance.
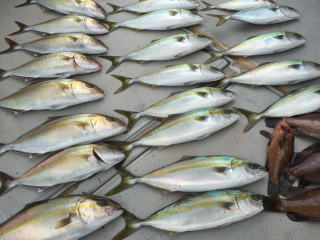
[285,32,306,46]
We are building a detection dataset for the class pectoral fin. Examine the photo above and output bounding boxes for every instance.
[55,213,75,229]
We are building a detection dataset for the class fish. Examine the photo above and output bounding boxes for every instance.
[111,64,225,94]
[107,156,267,195]
[113,190,269,239]
[219,60,320,88]
[9,16,111,35]
[15,0,108,19]
[205,32,306,63]
[0,113,127,155]
[0,52,102,81]
[262,120,294,197]
[0,79,104,113]
[286,113,320,140]
[202,0,276,11]
[0,195,123,240]
[208,5,301,26]
[100,33,213,73]
[0,144,125,196]
[0,34,108,55]
[106,9,204,32]
[108,108,240,152]
[115,87,236,129]
[107,0,200,14]
[235,83,320,132]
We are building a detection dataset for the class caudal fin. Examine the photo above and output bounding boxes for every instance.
[114,109,139,131]
[15,0,34,8]
[204,50,224,64]
[201,1,216,11]
[106,166,136,196]
[9,21,28,36]
[102,21,119,33]
[0,38,18,54]
[0,69,9,81]
[112,211,141,240]
[234,108,261,133]
[0,172,15,196]
[111,75,134,94]
[207,14,230,27]
[107,3,123,14]
[100,56,124,73]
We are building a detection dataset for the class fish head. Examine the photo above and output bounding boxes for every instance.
[93,114,127,135]
[82,1,107,19]
[78,196,123,224]
[201,65,225,80]
[84,17,107,32]
[235,191,264,214]
[182,9,204,22]
[181,0,200,8]
[71,81,104,101]
[237,160,268,180]
[204,88,236,105]
[219,109,241,122]
[285,32,306,47]
[73,54,102,72]
[81,35,108,54]
[193,34,212,48]
[93,144,126,165]
[280,6,301,20]
[301,61,320,74]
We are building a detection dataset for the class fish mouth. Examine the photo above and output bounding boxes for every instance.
[285,32,306,45]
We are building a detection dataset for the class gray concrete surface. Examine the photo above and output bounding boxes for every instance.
[0,0,319,239]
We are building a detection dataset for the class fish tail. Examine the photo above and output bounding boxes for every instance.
[9,21,28,36]
[204,50,224,64]
[217,78,232,89]
[234,108,261,133]
[201,1,216,11]
[0,38,18,55]
[112,211,141,240]
[111,75,134,94]
[262,196,283,212]
[0,171,15,196]
[106,166,137,196]
[0,69,9,81]
[15,0,35,8]
[103,21,119,33]
[207,14,230,27]
[114,109,139,131]
[99,55,124,73]
[107,3,123,14]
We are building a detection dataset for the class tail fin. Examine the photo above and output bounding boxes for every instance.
[112,211,141,240]
[106,166,137,196]
[207,14,230,27]
[234,108,261,133]
[9,21,28,36]
[111,75,134,94]
[216,79,232,89]
[201,1,216,11]
[107,3,123,14]
[0,172,15,196]
[99,56,124,73]
[102,21,119,33]
[262,196,282,212]
[204,50,224,64]
[15,0,34,8]
[0,38,18,54]
[114,110,139,131]
[0,69,9,81]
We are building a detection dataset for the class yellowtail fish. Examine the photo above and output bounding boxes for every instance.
[202,0,276,11]
[113,190,270,239]
[0,144,125,196]
[0,195,123,240]
[115,87,235,129]
[108,108,240,151]
[107,156,267,195]
[0,79,104,114]
[108,0,200,14]
[0,52,102,81]
[100,33,213,73]
[0,34,108,55]
[235,84,320,132]
[208,5,301,26]
[0,114,127,155]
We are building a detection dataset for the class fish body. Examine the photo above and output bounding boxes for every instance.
[16,0,107,19]
[0,195,123,240]
[0,52,102,80]
[223,60,320,86]
[202,0,276,11]
[0,114,127,155]
[114,9,203,30]
[0,79,104,112]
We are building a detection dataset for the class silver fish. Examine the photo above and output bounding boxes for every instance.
[115,87,236,129]
[107,9,204,32]
[1,34,108,55]
[0,113,127,155]
[0,144,125,195]
[100,34,213,73]
[0,195,123,240]
[113,190,267,239]
[15,0,108,19]
[205,32,306,63]
[202,0,276,11]
[108,0,200,14]
[107,156,267,195]
[0,52,102,80]
[0,79,104,113]
[109,108,240,151]
[221,60,320,87]
[235,84,320,132]
[208,5,301,26]
[9,16,111,35]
